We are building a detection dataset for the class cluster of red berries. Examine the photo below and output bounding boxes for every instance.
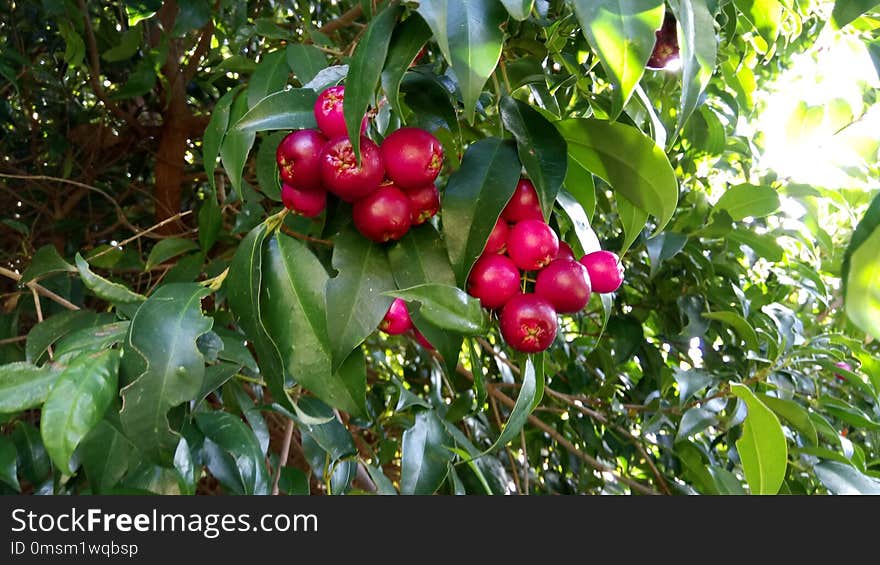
[467,179,624,353]
[275,85,444,242]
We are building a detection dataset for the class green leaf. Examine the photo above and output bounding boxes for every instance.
[53,321,129,362]
[198,196,222,252]
[57,20,85,69]
[386,283,487,335]
[564,154,596,221]
[286,44,327,85]
[729,383,788,495]
[232,88,319,134]
[293,397,357,461]
[0,362,62,413]
[441,138,521,286]
[78,420,134,493]
[261,234,367,417]
[676,407,718,441]
[304,64,349,91]
[733,0,783,45]
[172,0,210,35]
[75,254,145,305]
[416,0,507,122]
[500,0,533,20]
[363,463,397,495]
[714,184,780,221]
[400,410,454,494]
[325,226,396,370]
[344,3,398,157]
[557,118,678,235]
[500,96,567,220]
[843,192,880,339]
[702,311,759,351]
[145,238,199,270]
[728,228,784,262]
[645,232,687,277]
[102,26,142,62]
[708,466,746,495]
[247,50,289,109]
[667,0,717,143]
[0,435,19,491]
[120,284,213,463]
[819,396,880,430]
[832,0,880,29]
[41,349,120,472]
[110,57,157,100]
[673,368,713,406]
[26,310,108,363]
[381,16,431,121]
[11,422,50,485]
[815,460,880,494]
[487,356,542,452]
[20,244,76,284]
[220,90,256,197]
[571,0,665,118]
[195,411,269,495]
[203,87,242,191]
[617,195,648,255]
[555,190,602,255]
[757,394,817,446]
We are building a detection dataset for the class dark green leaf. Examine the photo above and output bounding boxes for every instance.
[0,362,62,413]
[815,460,880,494]
[500,96,567,219]
[758,394,818,446]
[500,0,533,20]
[702,311,759,351]
[730,383,787,495]
[832,0,880,29]
[714,184,780,220]
[102,26,142,62]
[400,410,454,494]
[645,232,687,276]
[668,0,717,142]
[75,254,145,305]
[381,16,431,120]
[363,463,397,494]
[400,70,462,151]
[386,283,487,335]
[294,397,357,461]
[256,131,286,201]
[120,284,213,464]
[110,58,156,100]
[673,368,713,406]
[26,310,107,363]
[20,244,76,284]
[441,138,521,286]
[145,238,199,270]
[0,435,19,492]
[53,321,128,362]
[247,50,289,109]
[286,44,327,85]
[220,90,256,197]
[203,87,242,191]
[195,411,269,495]
[416,0,507,122]
[78,420,134,493]
[232,89,318,134]
[708,466,746,495]
[224,380,269,455]
[173,0,210,34]
[198,196,222,252]
[675,407,718,442]
[11,422,50,485]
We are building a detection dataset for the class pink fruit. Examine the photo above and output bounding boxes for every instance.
[412,327,435,350]
[380,298,413,335]
[379,127,444,189]
[406,184,440,226]
[352,184,412,242]
[502,179,543,223]
[485,218,509,254]
[281,183,327,218]
[555,241,575,261]
[535,258,592,313]
[275,129,327,191]
[834,361,852,382]
[318,136,385,202]
[467,254,521,310]
[499,293,558,353]
[579,251,624,293]
[507,219,559,271]
[314,85,348,138]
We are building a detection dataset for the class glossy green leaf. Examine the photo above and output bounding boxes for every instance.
[102,26,142,62]
[247,50,289,108]
[819,396,880,430]
[220,90,256,196]
[386,283,487,335]
[645,232,687,276]
[714,184,780,221]
[344,3,398,157]
[708,466,746,495]
[571,0,665,118]
[416,0,507,122]
[53,321,128,362]
[617,195,648,255]
[325,226,396,370]
[145,238,199,270]
[78,420,134,493]
[203,87,242,191]
[120,284,213,463]
[26,310,107,363]
[293,397,357,462]
[733,0,783,45]
[501,0,533,20]
[195,411,269,495]
[487,356,541,452]
[668,0,717,142]
[20,244,76,284]
[381,16,432,120]
[758,394,818,446]
[233,89,319,136]
[815,460,880,494]
[255,131,286,201]
[843,192,880,339]
[75,254,145,305]
[500,96,567,219]
[400,70,462,150]
[676,407,719,442]
[304,64,349,91]
[557,118,678,234]
[0,362,62,413]
[556,190,602,255]
[363,463,397,495]
[286,44,327,85]
[730,383,788,495]
[702,311,759,351]
[832,0,880,29]
[41,349,120,472]
[11,422,50,485]
[441,138,521,286]
[564,154,596,222]
[400,409,454,494]
[0,435,19,492]
[728,228,784,262]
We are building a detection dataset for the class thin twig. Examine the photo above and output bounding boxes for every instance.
[0,266,80,311]
[0,335,27,345]
[318,5,363,35]
[29,285,51,360]
[89,210,193,261]
[489,394,522,495]
[272,418,295,495]
[279,226,333,246]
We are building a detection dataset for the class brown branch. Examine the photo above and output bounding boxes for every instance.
[0,266,80,311]
[318,5,364,35]
[182,16,215,83]
[279,226,333,246]
[272,418,295,495]
[88,210,193,262]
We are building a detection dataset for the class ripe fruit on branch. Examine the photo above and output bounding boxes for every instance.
[579,251,624,293]
[281,183,326,218]
[834,361,851,382]
[314,85,348,138]
[499,293,557,353]
[647,12,680,71]
[555,241,575,261]
[467,254,521,310]
[276,129,326,190]
[485,218,509,254]
[379,127,444,189]
[406,183,440,226]
[507,219,559,271]
[380,298,413,335]
[535,258,591,313]
[412,327,435,350]
[502,178,543,222]
[352,184,412,242]
[319,136,385,203]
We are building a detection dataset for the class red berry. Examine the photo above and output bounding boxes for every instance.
[507,219,559,271]
[485,218,509,254]
[380,298,413,335]
[412,327,435,350]
[467,254,521,310]
[647,12,680,71]
[555,241,575,261]
[502,179,543,222]
[834,361,852,382]
[352,184,412,242]
[579,251,624,293]
[379,127,444,189]
[535,258,591,313]
[276,129,327,190]
[406,184,440,226]
[499,294,557,353]
[318,136,385,203]
[281,183,327,218]
[314,85,348,138]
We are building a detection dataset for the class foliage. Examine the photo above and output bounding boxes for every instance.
[0,0,879,496]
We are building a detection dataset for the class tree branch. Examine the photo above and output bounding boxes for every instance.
[318,5,363,35]
[272,418,295,495]
[0,267,80,311]
[182,17,215,83]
